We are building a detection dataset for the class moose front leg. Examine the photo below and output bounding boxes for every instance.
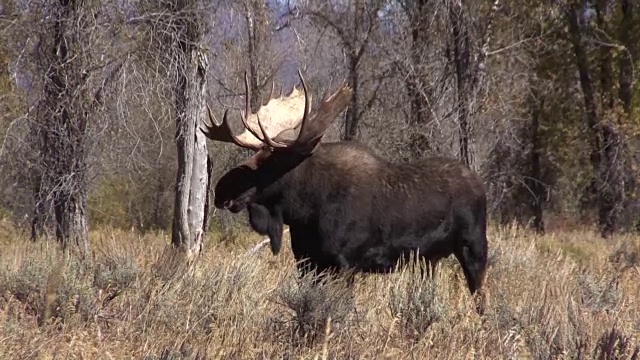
[247,203,284,255]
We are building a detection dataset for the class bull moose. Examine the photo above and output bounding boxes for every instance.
[202,71,489,305]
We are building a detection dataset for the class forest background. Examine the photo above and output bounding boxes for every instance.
[0,1,639,358]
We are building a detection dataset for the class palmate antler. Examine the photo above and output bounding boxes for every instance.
[202,71,310,150]
[202,70,352,153]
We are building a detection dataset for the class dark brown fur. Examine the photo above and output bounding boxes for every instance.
[214,141,489,298]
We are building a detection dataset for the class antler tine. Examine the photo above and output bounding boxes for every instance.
[243,71,251,118]
[269,81,275,101]
[200,104,218,138]
[294,69,312,143]
[237,110,265,144]
[202,104,262,150]
[237,71,269,147]
[256,114,288,148]
[222,109,259,149]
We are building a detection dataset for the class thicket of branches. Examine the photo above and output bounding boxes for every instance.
[1,0,639,246]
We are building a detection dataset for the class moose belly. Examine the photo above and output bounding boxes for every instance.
[328,210,456,274]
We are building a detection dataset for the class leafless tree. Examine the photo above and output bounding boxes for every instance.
[12,0,124,256]
[297,0,385,141]
[446,0,500,168]
[135,0,217,258]
[565,0,635,236]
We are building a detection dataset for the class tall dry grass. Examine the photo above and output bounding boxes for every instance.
[0,218,638,359]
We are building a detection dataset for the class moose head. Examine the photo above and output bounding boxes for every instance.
[202,71,352,215]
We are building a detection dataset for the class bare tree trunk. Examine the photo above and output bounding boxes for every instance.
[407,0,429,127]
[448,0,473,167]
[343,1,361,141]
[161,3,212,259]
[32,0,90,257]
[403,0,433,156]
[527,86,545,234]
[244,0,267,112]
[596,0,614,110]
[171,47,211,259]
[30,176,48,241]
[617,0,637,231]
[344,55,360,141]
[618,0,634,116]
[567,2,624,237]
[303,0,382,142]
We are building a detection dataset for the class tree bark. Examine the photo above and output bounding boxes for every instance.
[305,0,382,141]
[244,0,267,112]
[171,46,211,259]
[448,0,472,167]
[32,0,90,257]
[618,0,634,115]
[344,55,360,141]
[406,0,430,127]
[567,2,623,237]
[596,0,614,110]
[527,86,545,234]
[165,3,210,261]
[403,0,433,156]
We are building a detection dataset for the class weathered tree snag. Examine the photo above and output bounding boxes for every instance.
[154,2,213,259]
[617,0,634,116]
[243,0,268,113]
[448,0,473,167]
[304,0,383,141]
[31,0,100,257]
[527,85,545,234]
[567,2,625,237]
[171,47,210,258]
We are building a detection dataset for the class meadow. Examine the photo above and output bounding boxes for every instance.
[0,219,638,359]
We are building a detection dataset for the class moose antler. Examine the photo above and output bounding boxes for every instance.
[256,75,353,153]
[203,70,352,154]
[201,71,310,150]
[202,105,264,150]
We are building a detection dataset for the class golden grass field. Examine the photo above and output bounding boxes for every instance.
[0,219,638,359]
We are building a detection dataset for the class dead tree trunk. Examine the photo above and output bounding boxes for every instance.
[567,2,624,237]
[617,0,634,116]
[304,0,382,141]
[448,0,472,167]
[447,0,500,169]
[243,0,268,112]
[170,35,211,259]
[32,0,92,257]
[527,85,545,234]
[140,1,214,258]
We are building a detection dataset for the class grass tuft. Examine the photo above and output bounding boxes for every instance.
[0,223,638,358]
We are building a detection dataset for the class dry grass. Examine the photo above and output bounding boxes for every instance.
[0,218,639,359]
